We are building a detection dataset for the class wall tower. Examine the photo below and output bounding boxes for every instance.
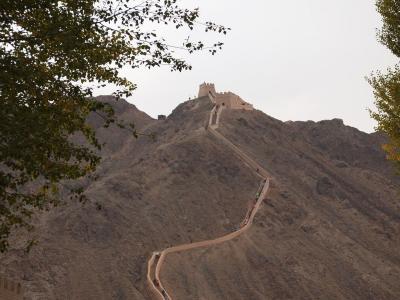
[198,83,217,99]
[197,83,254,110]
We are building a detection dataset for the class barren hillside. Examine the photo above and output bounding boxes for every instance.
[162,107,400,300]
[1,95,399,300]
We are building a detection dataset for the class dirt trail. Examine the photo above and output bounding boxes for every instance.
[147,103,271,300]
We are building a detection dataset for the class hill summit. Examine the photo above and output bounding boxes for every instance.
[1,86,399,300]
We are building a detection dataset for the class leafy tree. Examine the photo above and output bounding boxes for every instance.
[0,0,229,252]
[369,0,400,169]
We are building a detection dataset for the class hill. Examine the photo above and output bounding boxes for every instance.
[0,94,399,300]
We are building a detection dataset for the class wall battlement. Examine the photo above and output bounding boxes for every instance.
[197,83,253,110]
[198,83,217,98]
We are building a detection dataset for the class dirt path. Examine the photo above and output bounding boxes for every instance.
[147,103,271,300]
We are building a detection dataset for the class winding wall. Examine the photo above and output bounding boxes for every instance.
[147,101,271,300]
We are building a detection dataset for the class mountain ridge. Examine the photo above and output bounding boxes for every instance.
[0,95,399,300]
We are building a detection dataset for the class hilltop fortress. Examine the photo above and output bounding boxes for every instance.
[198,83,254,110]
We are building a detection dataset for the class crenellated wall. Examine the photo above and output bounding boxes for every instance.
[197,83,254,110]
[0,276,23,300]
[198,83,217,98]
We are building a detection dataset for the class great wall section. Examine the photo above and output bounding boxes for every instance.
[0,276,23,300]
[0,84,268,300]
[198,83,254,111]
[147,84,272,300]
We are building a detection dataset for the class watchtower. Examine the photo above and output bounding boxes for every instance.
[198,82,217,98]
[197,83,254,111]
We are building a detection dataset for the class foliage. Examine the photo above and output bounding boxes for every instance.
[0,0,229,252]
[376,0,400,57]
[369,0,400,169]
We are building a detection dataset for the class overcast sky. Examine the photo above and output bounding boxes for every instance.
[96,0,398,133]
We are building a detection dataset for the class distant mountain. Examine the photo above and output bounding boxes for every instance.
[1,95,399,300]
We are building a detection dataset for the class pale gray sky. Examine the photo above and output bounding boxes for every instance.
[96,0,398,133]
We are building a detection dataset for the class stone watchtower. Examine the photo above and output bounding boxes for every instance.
[197,83,254,111]
[198,83,217,98]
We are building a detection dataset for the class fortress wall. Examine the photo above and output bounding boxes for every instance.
[0,276,23,300]
[215,92,254,110]
[198,83,254,110]
[215,92,235,108]
[198,83,216,99]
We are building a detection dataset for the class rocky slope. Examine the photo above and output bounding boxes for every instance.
[1,95,399,300]
[162,108,400,300]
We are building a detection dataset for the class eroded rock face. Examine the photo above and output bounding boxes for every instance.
[1,96,399,300]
